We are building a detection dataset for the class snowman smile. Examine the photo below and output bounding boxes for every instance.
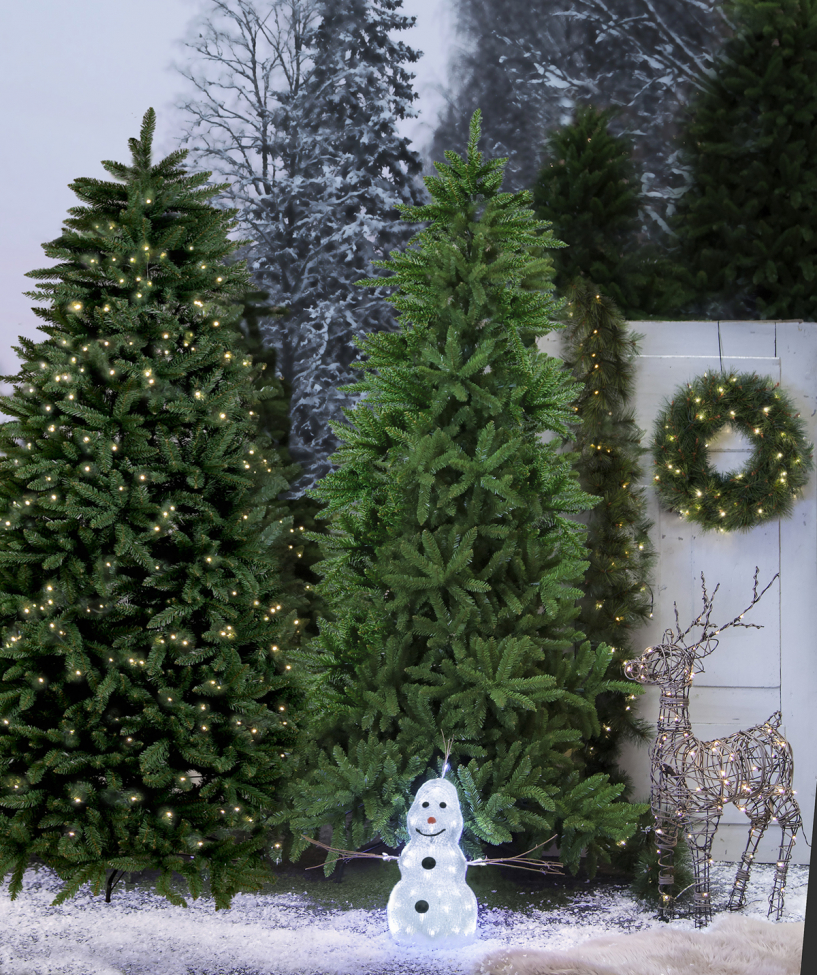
[415,828,446,836]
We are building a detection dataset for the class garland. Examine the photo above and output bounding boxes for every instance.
[652,372,813,532]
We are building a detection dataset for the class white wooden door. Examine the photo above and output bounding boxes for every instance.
[539,320,817,864]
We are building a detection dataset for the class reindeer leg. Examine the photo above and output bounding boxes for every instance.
[686,811,720,928]
[728,805,769,911]
[767,794,802,921]
[653,810,680,921]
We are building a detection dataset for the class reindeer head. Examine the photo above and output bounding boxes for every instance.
[623,568,777,690]
[623,632,715,689]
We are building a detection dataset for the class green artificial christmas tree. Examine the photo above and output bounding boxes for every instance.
[533,103,690,319]
[0,109,303,909]
[230,288,292,456]
[672,0,817,320]
[289,112,645,878]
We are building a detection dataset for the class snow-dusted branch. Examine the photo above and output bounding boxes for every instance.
[432,0,732,237]
[168,0,423,490]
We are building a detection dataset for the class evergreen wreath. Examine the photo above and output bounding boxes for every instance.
[652,372,813,532]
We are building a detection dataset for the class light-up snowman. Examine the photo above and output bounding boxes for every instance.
[387,777,478,948]
[301,756,563,949]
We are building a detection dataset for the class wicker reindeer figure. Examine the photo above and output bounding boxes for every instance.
[623,569,801,927]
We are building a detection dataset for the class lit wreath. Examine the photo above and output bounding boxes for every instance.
[651,372,813,532]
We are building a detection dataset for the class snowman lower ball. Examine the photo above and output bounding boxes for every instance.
[387,777,478,948]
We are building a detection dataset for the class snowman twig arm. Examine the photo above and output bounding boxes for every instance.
[300,834,399,866]
[468,838,564,875]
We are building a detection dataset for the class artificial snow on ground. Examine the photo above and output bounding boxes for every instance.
[0,860,809,975]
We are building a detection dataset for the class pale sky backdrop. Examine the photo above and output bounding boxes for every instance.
[0,0,460,387]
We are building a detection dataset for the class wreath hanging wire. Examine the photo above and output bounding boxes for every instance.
[651,372,813,532]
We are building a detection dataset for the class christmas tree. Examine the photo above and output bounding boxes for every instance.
[558,279,655,866]
[229,288,292,460]
[0,109,303,909]
[532,103,689,319]
[672,0,817,320]
[289,112,645,877]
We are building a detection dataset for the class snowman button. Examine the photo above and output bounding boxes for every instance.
[422,857,436,870]
[414,900,430,913]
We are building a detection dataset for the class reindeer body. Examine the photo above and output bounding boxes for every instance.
[624,572,801,926]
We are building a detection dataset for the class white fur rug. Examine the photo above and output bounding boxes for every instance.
[474,914,804,975]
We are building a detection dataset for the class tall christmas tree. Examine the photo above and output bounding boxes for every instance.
[672,0,817,320]
[558,278,654,810]
[532,103,690,319]
[288,112,644,877]
[0,109,303,908]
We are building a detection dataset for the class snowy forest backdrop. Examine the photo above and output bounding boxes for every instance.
[2,0,742,493]
[166,0,737,492]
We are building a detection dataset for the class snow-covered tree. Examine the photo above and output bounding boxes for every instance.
[171,0,318,487]
[429,0,734,241]
[172,0,423,491]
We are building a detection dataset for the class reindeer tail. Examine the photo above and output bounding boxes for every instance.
[766,710,783,729]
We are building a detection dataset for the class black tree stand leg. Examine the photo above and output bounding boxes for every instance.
[105,869,125,903]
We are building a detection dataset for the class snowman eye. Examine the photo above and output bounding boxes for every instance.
[439,802,447,808]
[422,801,429,808]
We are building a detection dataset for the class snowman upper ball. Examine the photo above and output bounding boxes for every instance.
[387,777,478,948]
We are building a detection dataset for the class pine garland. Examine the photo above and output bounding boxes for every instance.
[652,372,813,531]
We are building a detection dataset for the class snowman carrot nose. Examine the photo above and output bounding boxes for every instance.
[427,817,436,824]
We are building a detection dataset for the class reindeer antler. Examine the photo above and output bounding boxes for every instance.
[674,575,720,643]
[702,567,778,640]
[673,568,778,646]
